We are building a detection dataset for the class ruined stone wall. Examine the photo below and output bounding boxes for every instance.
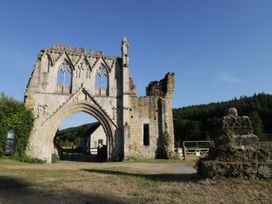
[129,96,159,158]
[24,45,123,162]
[128,73,175,159]
[25,45,121,97]
[24,39,175,162]
[25,45,122,124]
[146,72,175,151]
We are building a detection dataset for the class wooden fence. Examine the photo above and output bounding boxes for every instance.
[175,140,213,160]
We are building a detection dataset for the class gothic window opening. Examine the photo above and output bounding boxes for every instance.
[95,66,108,96]
[57,62,72,94]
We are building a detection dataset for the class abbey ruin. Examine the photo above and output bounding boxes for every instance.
[24,38,175,163]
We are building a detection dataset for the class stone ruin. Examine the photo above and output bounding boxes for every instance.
[197,108,272,179]
[24,38,175,163]
[215,107,259,160]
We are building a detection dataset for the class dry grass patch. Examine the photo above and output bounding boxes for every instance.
[0,158,271,203]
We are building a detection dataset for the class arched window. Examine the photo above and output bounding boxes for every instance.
[57,62,72,94]
[95,66,108,96]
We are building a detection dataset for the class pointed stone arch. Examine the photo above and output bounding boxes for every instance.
[52,52,75,71]
[48,101,114,161]
[92,57,111,74]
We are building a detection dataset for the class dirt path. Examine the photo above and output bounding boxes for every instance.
[1,159,197,173]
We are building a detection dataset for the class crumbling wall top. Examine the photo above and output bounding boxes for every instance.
[223,108,253,135]
[49,45,86,55]
[146,72,175,97]
[39,45,119,61]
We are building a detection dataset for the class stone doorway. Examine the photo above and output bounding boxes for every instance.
[26,97,117,163]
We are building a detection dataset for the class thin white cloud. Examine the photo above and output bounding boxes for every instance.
[220,73,243,83]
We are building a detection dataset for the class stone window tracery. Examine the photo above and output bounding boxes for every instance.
[95,66,108,96]
[57,62,72,94]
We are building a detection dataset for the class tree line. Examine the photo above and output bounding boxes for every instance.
[55,122,100,147]
[173,93,272,145]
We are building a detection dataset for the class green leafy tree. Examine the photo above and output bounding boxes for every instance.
[249,111,263,136]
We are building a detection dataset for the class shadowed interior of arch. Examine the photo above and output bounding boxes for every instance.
[54,112,108,162]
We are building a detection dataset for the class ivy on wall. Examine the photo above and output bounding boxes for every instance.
[0,93,34,156]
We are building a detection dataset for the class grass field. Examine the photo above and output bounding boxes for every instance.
[0,158,271,204]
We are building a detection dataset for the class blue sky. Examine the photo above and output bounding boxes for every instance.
[1,0,272,129]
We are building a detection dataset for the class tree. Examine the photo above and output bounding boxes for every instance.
[249,111,263,136]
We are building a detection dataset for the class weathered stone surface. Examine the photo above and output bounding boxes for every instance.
[146,73,175,97]
[24,38,175,163]
[198,160,272,179]
[197,108,271,179]
[257,165,271,178]
[215,108,258,154]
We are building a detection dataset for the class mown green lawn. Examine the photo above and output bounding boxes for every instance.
[0,158,271,204]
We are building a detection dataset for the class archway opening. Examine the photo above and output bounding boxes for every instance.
[54,112,107,162]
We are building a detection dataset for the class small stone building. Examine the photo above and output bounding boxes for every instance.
[78,122,106,154]
[24,38,175,163]
[90,124,106,151]
[79,122,107,154]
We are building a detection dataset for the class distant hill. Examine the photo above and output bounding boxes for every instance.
[55,122,100,146]
[173,93,272,144]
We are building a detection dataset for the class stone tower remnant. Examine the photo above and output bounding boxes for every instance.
[197,108,271,179]
[215,107,258,157]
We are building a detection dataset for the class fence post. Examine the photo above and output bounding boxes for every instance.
[71,146,73,161]
[183,141,186,160]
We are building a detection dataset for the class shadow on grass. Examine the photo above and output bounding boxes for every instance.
[0,176,30,189]
[82,169,200,183]
[0,176,128,204]
[60,153,107,163]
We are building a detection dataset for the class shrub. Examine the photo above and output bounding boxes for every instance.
[51,153,59,163]
[5,153,46,164]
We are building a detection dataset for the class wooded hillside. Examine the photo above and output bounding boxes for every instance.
[173,93,272,145]
[55,122,100,147]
